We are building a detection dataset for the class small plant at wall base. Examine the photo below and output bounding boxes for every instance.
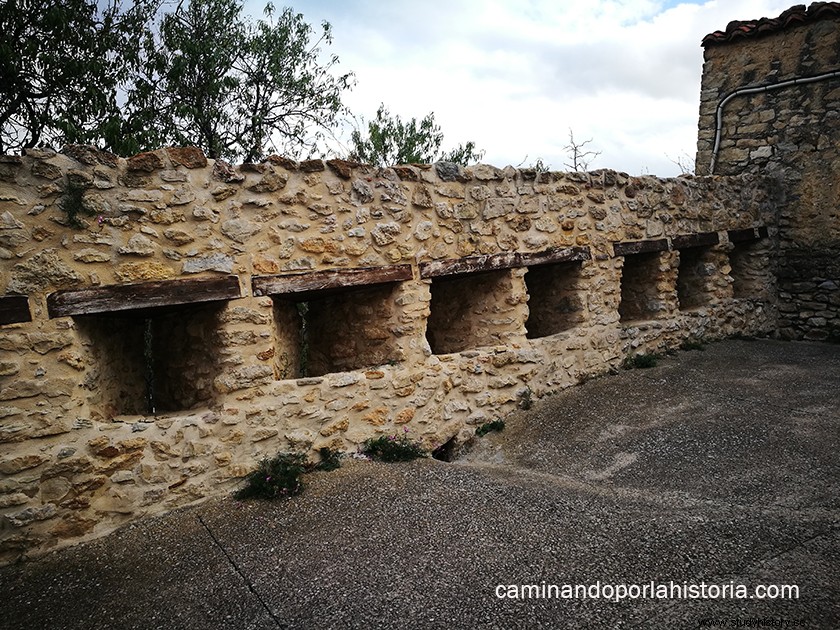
[314,447,342,471]
[476,419,506,437]
[517,386,533,410]
[235,452,307,500]
[680,338,706,351]
[623,353,658,369]
[363,432,427,462]
[235,448,344,500]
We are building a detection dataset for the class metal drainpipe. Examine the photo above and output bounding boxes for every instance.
[709,69,840,174]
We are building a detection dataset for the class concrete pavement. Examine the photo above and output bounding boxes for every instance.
[1,339,838,629]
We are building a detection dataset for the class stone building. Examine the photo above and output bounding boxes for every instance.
[696,1,840,340]
[0,2,836,563]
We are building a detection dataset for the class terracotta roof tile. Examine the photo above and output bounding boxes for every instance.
[702,2,840,47]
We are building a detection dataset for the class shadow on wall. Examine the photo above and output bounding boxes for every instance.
[75,303,225,417]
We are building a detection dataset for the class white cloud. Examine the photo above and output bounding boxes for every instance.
[245,0,797,175]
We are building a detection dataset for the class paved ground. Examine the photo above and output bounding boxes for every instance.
[1,339,838,629]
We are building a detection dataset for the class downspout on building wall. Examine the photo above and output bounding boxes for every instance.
[696,2,840,342]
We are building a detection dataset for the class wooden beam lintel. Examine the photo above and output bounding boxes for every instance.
[615,230,741,257]
[728,226,769,243]
[252,264,413,298]
[47,275,242,318]
[671,231,721,250]
[0,295,32,326]
[419,246,590,279]
[612,239,669,257]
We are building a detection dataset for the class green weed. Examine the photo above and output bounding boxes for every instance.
[363,432,427,462]
[623,353,658,369]
[517,386,533,410]
[235,452,307,500]
[314,447,343,471]
[475,419,506,437]
[59,177,94,228]
[235,447,343,500]
[680,338,706,351]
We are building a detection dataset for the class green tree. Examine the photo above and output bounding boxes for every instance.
[128,0,245,159]
[236,4,353,162]
[0,0,159,154]
[1,0,353,161]
[348,103,483,166]
[127,0,353,161]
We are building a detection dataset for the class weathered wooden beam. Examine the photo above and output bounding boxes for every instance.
[672,231,720,250]
[47,275,242,318]
[612,239,669,257]
[0,295,31,326]
[419,246,590,279]
[252,264,413,299]
[519,247,591,268]
[728,226,768,243]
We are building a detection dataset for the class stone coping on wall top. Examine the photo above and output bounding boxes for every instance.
[0,294,31,325]
[46,275,242,318]
[252,264,414,300]
[419,246,591,280]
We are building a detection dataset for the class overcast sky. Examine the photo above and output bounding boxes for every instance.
[243,0,794,176]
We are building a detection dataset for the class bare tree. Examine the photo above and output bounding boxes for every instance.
[515,155,551,173]
[563,128,601,171]
[666,151,696,176]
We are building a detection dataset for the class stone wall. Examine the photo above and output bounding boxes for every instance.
[0,146,776,563]
[696,3,840,340]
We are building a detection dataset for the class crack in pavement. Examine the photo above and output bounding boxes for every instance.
[197,515,285,629]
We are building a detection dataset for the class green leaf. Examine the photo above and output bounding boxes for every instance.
[349,103,483,167]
